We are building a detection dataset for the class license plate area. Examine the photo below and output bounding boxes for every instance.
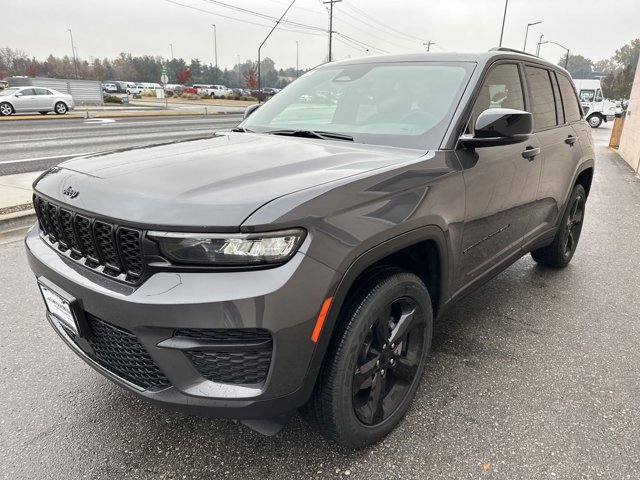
[38,278,85,337]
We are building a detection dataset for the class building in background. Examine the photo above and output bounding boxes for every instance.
[618,59,640,173]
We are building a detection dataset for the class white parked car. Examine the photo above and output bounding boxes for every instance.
[194,84,231,98]
[0,87,75,116]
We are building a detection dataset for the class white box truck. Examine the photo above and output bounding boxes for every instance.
[573,79,617,128]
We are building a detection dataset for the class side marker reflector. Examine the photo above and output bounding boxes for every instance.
[311,297,333,343]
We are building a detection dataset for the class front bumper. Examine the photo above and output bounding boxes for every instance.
[26,226,338,419]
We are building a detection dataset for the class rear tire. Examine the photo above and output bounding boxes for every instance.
[54,102,68,115]
[0,102,13,116]
[531,184,586,267]
[303,268,432,448]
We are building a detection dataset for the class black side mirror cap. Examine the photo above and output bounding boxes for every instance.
[460,108,533,148]
[244,103,261,119]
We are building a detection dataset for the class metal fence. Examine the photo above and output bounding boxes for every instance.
[6,77,102,104]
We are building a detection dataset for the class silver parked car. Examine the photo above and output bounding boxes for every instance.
[0,87,75,116]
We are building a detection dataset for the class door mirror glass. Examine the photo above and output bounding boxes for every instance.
[14,92,23,97]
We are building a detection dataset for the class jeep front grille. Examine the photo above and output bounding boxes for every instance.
[33,195,144,281]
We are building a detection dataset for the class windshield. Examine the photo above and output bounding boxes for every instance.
[242,61,474,149]
[0,87,19,97]
[579,89,595,102]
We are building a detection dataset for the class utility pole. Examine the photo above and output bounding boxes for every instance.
[169,43,174,59]
[67,29,79,79]
[423,41,435,52]
[323,0,341,62]
[296,41,299,77]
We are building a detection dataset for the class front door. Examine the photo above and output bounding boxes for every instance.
[454,62,541,293]
[12,88,39,113]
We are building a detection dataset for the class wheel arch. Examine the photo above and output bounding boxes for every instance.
[298,225,450,406]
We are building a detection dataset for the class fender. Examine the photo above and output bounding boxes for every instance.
[296,224,451,403]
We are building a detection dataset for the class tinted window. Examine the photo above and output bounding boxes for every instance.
[556,74,582,122]
[20,88,36,96]
[243,62,473,149]
[525,66,556,130]
[471,63,524,129]
[34,88,52,95]
[550,73,564,125]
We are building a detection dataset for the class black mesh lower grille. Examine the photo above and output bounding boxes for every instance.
[176,328,273,385]
[186,350,272,385]
[85,315,170,391]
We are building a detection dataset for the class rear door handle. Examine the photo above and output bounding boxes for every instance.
[565,135,577,145]
[521,146,540,160]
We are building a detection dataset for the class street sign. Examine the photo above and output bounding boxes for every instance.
[161,66,167,75]
[161,74,168,84]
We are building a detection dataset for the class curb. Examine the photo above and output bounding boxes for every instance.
[0,114,82,121]
[93,110,209,118]
[0,209,36,234]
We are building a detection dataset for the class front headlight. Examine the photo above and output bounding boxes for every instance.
[147,229,306,266]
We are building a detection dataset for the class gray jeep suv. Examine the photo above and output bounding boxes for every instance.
[26,49,594,448]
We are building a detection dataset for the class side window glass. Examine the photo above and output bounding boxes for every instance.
[35,88,51,95]
[21,88,35,96]
[557,74,582,122]
[595,89,603,102]
[470,63,524,131]
[550,72,565,125]
[524,66,556,130]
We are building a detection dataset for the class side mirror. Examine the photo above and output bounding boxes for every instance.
[14,92,23,97]
[460,108,533,148]
[244,103,261,119]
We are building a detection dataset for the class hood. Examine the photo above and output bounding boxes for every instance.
[33,132,425,230]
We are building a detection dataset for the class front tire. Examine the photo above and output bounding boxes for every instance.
[0,102,13,116]
[531,184,586,267]
[54,102,68,115]
[304,269,432,448]
[587,114,602,128]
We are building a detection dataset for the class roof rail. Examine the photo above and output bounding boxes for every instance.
[489,47,538,58]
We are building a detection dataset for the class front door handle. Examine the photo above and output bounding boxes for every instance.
[521,146,540,160]
[565,135,577,145]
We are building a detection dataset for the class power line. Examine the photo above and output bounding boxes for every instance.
[334,32,389,54]
[340,2,426,43]
[333,14,419,51]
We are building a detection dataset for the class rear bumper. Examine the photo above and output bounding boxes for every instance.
[25,225,338,419]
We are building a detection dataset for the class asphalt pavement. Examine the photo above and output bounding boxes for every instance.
[0,123,639,479]
[0,115,243,176]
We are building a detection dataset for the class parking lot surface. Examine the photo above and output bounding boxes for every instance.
[1,124,639,479]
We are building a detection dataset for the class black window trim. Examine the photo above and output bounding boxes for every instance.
[522,63,562,133]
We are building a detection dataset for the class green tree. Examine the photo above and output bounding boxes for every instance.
[559,53,593,78]
[613,38,640,69]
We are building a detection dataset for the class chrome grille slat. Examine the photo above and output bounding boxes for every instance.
[32,195,145,282]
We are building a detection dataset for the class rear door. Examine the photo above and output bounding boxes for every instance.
[522,66,584,242]
[34,88,55,110]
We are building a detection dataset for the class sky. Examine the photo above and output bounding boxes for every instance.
[3,0,639,71]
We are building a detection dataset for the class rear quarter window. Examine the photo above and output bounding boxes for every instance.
[556,74,582,123]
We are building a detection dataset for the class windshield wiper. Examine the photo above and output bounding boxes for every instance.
[265,129,353,142]
[230,126,255,133]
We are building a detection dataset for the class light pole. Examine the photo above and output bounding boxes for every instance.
[499,0,509,47]
[67,29,79,78]
[523,21,542,52]
[296,41,299,78]
[535,34,544,55]
[258,0,296,99]
[212,24,218,83]
[169,43,174,59]
[540,40,570,69]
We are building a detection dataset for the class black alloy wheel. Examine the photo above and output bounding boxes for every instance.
[531,183,586,267]
[303,268,432,448]
[352,296,426,425]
